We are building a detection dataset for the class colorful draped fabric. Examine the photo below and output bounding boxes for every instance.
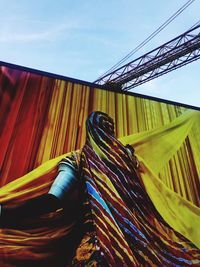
[71,111,200,266]
[0,111,199,266]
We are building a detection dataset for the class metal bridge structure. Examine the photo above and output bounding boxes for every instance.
[94,24,200,91]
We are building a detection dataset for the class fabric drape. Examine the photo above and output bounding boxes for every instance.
[0,111,199,266]
[1,66,199,207]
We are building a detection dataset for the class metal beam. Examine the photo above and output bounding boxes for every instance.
[94,24,200,91]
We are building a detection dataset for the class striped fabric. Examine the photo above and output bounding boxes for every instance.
[72,111,200,266]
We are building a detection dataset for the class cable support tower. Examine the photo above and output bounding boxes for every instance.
[94,23,200,91]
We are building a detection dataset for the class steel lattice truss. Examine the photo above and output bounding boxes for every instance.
[94,24,200,91]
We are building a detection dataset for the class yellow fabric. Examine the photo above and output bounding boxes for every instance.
[120,110,200,174]
[0,153,78,264]
[0,111,199,253]
[0,153,69,204]
[138,158,200,248]
[120,110,200,248]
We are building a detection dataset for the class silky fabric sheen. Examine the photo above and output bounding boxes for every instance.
[0,111,199,266]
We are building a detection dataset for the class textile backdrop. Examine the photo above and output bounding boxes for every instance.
[0,65,199,208]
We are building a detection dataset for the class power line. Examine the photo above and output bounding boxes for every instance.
[101,0,196,76]
[94,23,200,91]
[96,0,197,80]
[189,19,200,29]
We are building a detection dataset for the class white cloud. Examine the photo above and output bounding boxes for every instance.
[0,21,79,43]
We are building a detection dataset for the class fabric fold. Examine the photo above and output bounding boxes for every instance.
[0,111,199,266]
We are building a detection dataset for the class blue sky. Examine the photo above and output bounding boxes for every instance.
[0,0,200,107]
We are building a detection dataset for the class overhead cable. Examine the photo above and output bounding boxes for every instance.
[96,0,196,81]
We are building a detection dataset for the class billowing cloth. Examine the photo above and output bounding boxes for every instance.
[0,111,199,266]
[75,111,200,266]
[120,110,200,248]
